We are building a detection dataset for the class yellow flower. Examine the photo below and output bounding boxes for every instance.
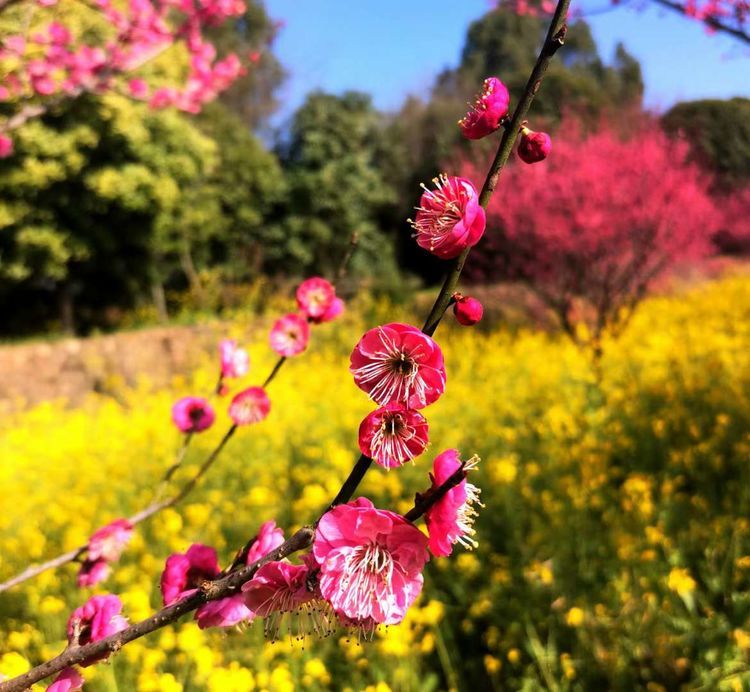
[0,652,30,678]
[484,654,502,674]
[565,607,585,627]
[667,567,697,597]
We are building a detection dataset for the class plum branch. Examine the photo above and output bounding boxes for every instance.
[0,3,571,687]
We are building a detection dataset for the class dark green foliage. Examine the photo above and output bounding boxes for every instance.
[274,91,400,283]
[662,98,750,184]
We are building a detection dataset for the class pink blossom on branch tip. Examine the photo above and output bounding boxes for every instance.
[219,338,250,379]
[410,175,486,260]
[228,386,270,426]
[296,276,336,319]
[87,518,133,563]
[171,396,215,433]
[424,450,483,558]
[358,403,429,469]
[269,313,310,357]
[350,322,446,409]
[459,77,510,140]
[313,497,429,625]
[0,135,14,158]
[66,595,128,666]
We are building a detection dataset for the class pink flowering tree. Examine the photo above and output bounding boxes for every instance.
[462,119,721,359]
[0,0,260,157]
[0,1,574,688]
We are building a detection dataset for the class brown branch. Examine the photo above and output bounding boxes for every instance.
[404,464,469,523]
[0,239,359,594]
[649,0,750,45]
[0,462,469,691]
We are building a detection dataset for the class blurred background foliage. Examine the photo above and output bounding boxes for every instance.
[0,1,746,337]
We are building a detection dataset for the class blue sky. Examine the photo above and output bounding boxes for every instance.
[263,0,748,123]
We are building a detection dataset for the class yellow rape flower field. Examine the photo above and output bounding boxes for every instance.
[2,275,750,690]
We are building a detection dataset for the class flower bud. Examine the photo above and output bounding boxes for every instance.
[517,126,551,164]
[459,77,510,140]
[453,295,483,326]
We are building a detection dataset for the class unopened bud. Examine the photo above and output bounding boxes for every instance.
[518,126,551,164]
[453,295,484,326]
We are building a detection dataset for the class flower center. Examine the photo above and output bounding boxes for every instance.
[338,542,395,619]
[370,412,417,466]
[410,174,469,249]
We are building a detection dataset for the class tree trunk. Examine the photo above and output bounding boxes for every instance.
[58,283,75,335]
[151,281,169,323]
[179,246,205,307]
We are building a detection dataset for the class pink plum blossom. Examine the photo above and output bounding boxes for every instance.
[296,277,336,319]
[311,296,345,324]
[67,595,128,665]
[453,295,484,326]
[195,520,284,629]
[459,77,510,140]
[0,136,14,158]
[160,544,220,606]
[228,386,271,426]
[245,519,285,563]
[128,78,149,99]
[77,559,110,588]
[242,556,335,641]
[518,127,552,164]
[349,323,446,409]
[194,594,250,630]
[219,338,250,378]
[358,404,429,469]
[410,175,486,260]
[46,667,83,692]
[313,497,429,625]
[269,313,310,357]
[171,396,215,433]
[87,518,133,562]
[424,450,483,558]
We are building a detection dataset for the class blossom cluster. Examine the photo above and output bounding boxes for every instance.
[0,0,253,157]
[171,275,344,436]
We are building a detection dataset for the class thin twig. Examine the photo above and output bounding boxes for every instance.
[649,0,750,45]
[0,241,359,594]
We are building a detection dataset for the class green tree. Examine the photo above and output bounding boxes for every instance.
[0,94,216,335]
[275,91,399,282]
[662,98,750,185]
